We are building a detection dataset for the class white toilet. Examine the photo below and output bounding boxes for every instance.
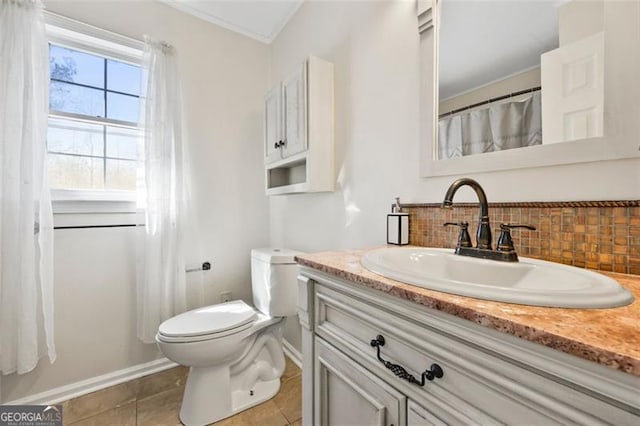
[156,248,301,426]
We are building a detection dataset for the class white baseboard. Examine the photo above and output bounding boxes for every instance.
[282,338,302,369]
[6,341,299,406]
[5,357,178,406]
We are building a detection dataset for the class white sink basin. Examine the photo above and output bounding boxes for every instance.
[361,247,633,308]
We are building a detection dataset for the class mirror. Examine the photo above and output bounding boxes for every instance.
[418,0,640,176]
[437,0,605,159]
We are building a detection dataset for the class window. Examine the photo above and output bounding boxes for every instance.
[48,44,141,192]
[44,14,144,208]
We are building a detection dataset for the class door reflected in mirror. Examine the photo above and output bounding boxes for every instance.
[437,0,604,160]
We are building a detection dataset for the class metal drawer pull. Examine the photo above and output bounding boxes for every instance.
[370,335,443,386]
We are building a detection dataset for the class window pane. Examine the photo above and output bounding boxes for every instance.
[107,92,139,123]
[49,45,104,88]
[50,81,105,117]
[48,118,104,157]
[106,126,138,160]
[106,159,136,190]
[48,154,104,190]
[107,60,141,95]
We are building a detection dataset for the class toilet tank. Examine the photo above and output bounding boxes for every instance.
[251,248,301,317]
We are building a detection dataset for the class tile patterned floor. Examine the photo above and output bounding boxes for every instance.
[62,356,302,425]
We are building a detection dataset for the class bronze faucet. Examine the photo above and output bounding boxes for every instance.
[442,178,534,262]
[442,178,492,249]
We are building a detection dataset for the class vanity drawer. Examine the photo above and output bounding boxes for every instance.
[313,282,638,426]
[407,400,446,426]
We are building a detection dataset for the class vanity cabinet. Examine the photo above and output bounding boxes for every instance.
[298,268,640,426]
[315,338,406,426]
[264,56,334,195]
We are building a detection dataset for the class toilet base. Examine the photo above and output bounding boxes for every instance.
[176,323,287,426]
[178,365,281,425]
[230,378,281,417]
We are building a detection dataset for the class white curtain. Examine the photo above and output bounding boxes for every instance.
[461,108,493,156]
[437,114,462,158]
[136,38,189,343]
[438,92,542,159]
[0,0,55,374]
[489,91,542,151]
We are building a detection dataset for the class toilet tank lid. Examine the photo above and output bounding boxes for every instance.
[251,248,302,264]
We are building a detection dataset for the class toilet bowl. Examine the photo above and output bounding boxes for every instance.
[156,248,300,426]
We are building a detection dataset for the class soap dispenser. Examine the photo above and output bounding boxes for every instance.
[387,197,409,245]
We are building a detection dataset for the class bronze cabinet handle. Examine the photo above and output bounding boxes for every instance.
[370,335,443,387]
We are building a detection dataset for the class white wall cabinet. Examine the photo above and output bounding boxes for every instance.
[282,67,307,158]
[298,267,640,426]
[265,85,283,164]
[264,56,334,195]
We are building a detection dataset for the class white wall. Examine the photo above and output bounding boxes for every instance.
[559,0,603,45]
[269,1,640,350]
[1,0,270,402]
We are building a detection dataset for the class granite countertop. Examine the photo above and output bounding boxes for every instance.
[295,247,640,377]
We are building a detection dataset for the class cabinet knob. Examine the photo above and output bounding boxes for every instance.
[274,140,285,149]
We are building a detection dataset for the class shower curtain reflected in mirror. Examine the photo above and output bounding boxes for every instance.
[438,92,542,159]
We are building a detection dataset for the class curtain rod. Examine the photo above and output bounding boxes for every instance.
[439,86,541,119]
[53,224,137,230]
[43,10,144,50]
[35,223,138,234]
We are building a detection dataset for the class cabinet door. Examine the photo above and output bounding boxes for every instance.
[315,338,405,426]
[265,85,282,164]
[407,401,446,426]
[282,64,307,157]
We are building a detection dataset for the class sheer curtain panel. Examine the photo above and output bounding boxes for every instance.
[136,38,188,343]
[0,0,56,374]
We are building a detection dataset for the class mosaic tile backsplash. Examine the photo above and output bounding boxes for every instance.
[404,202,640,275]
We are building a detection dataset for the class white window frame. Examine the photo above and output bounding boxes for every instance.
[45,12,144,214]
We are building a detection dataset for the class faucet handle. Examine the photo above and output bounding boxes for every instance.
[500,223,536,231]
[443,222,472,248]
[497,223,536,252]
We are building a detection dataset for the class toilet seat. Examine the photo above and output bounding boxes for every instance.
[157,300,257,343]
